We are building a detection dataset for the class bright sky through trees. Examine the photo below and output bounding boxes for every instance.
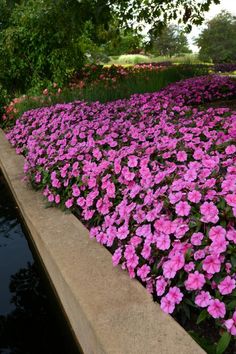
[188,0,236,51]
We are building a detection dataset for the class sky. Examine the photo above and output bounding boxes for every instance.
[188,0,236,52]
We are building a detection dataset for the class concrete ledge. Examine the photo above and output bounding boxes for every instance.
[0,129,205,354]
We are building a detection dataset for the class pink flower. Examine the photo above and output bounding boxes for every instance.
[209,235,228,254]
[202,255,221,274]
[175,222,189,238]
[128,155,138,167]
[225,262,232,274]
[166,286,183,304]
[112,248,122,266]
[184,169,197,182]
[117,225,129,240]
[156,277,167,296]
[185,271,205,291]
[160,295,175,314]
[194,250,205,260]
[195,291,211,308]
[162,261,177,279]
[188,190,201,203]
[137,264,150,281]
[209,226,226,241]
[175,201,191,216]
[191,232,204,246]
[218,276,235,295]
[156,233,171,250]
[225,194,236,207]
[226,228,236,243]
[122,166,135,181]
[225,311,236,335]
[169,192,183,204]
[65,198,73,208]
[200,202,219,224]
[193,148,204,160]
[141,243,151,259]
[176,150,187,162]
[72,184,80,197]
[126,253,139,268]
[171,253,185,271]
[225,145,236,155]
[184,262,195,272]
[55,194,60,204]
[207,299,226,319]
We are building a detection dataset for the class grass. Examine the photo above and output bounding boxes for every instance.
[106,53,210,66]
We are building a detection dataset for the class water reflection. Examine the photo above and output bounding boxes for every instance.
[0,263,69,354]
[0,175,33,315]
[0,175,79,353]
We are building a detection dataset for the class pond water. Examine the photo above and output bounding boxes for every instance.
[0,174,80,354]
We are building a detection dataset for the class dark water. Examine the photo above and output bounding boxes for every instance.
[0,174,80,354]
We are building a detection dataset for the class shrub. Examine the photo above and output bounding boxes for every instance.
[116,54,151,64]
[0,84,8,126]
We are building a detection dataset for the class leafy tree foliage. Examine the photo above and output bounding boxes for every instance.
[149,25,191,57]
[0,0,220,93]
[196,11,236,63]
[112,0,221,33]
[0,0,112,92]
[104,28,143,55]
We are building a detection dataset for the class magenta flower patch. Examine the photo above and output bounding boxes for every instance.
[6,74,236,338]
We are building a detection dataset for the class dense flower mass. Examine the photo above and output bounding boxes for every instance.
[70,62,171,89]
[7,75,236,337]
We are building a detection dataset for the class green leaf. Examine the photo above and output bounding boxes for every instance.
[184,298,196,308]
[189,331,216,354]
[227,299,236,310]
[182,303,190,320]
[185,248,192,261]
[216,332,231,354]
[230,255,236,268]
[196,309,208,324]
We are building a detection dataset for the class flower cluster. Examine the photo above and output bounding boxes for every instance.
[7,75,236,337]
[69,63,170,89]
[213,63,236,73]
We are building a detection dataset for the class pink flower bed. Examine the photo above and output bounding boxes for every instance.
[7,75,236,340]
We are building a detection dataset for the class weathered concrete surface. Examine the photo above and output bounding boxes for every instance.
[0,129,205,354]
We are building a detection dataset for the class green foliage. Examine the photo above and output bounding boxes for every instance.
[106,29,143,56]
[0,84,8,120]
[216,332,231,354]
[0,0,111,93]
[196,11,236,63]
[0,0,216,95]
[196,309,208,324]
[149,25,191,57]
[112,0,220,33]
[9,65,209,124]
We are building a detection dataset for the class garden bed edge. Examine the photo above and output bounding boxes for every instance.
[0,129,205,354]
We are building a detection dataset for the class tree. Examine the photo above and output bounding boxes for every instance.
[0,0,112,92]
[150,25,191,57]
[196,11,236,63]
[0,0,221,93]
[111,0,222,33]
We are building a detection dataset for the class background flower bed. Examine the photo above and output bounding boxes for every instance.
[6,74,236,353]
[1,64,210,129]
[4,61,236,130]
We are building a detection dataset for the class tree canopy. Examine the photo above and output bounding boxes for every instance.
[149,25,191,57]
[0,0,221,93]
[196,11,236,63]
[111,0,221,33]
